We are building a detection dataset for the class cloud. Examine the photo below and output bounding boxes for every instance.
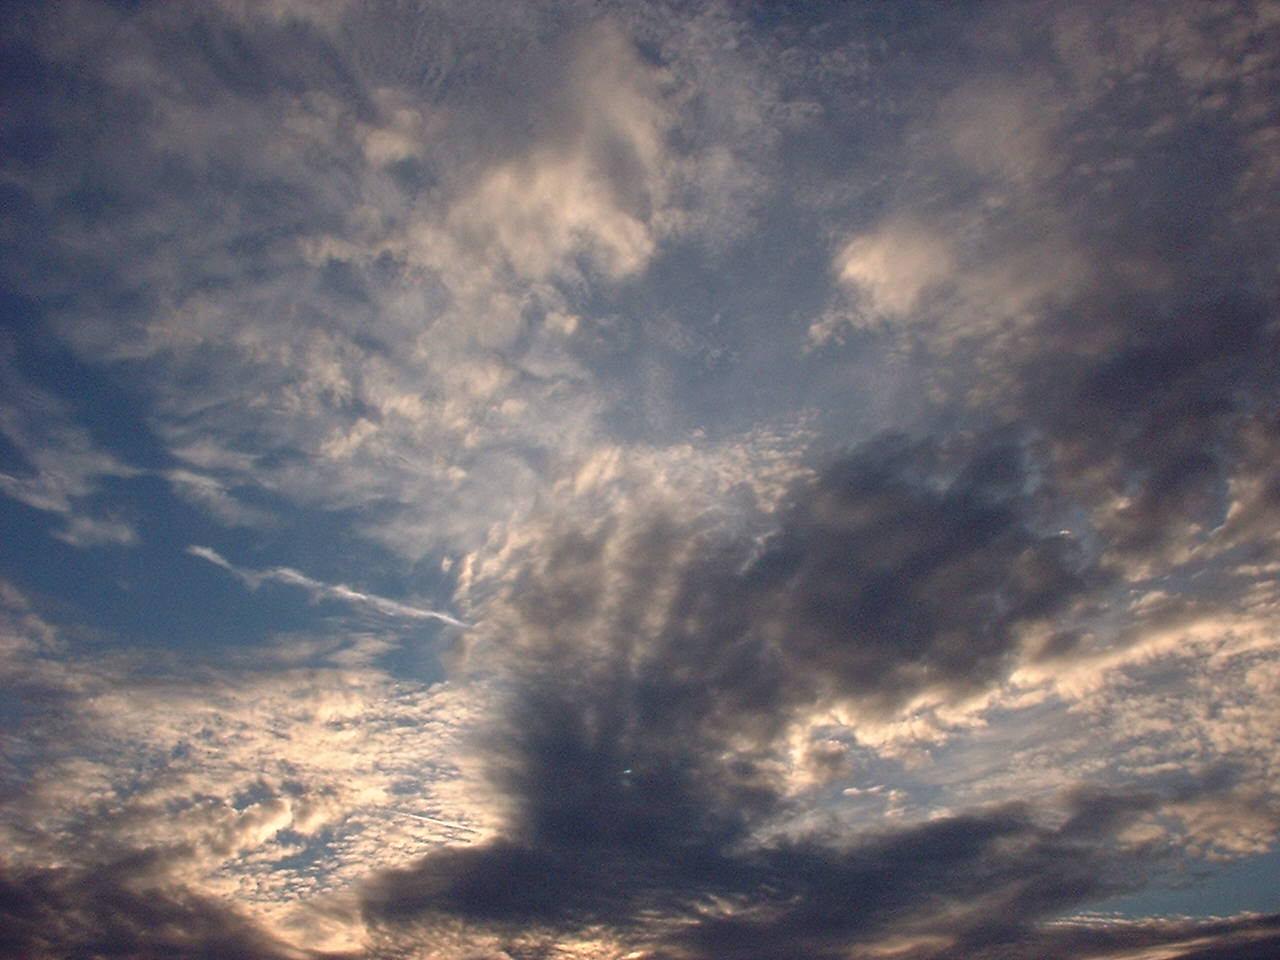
[833,216,954,318]
[0,1,774,564]
[362,783,1269,960]
[0,858,337,960]
[166,469,277,529]
[0,352,140,548]
[0,580,491,955]
[4,1,1280,958]
[354,425,1272,955]
[48,512,138,548]
[919,913,1280,960]
[805,0,1280,583]
[186,546,468,627]
[437,23,672,283]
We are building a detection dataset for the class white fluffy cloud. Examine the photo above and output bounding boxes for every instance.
[833,216,954,318]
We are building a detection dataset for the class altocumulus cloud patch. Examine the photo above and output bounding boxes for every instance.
[2,1,1280,958]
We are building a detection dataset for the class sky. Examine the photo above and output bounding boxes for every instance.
[2,1,1280,957]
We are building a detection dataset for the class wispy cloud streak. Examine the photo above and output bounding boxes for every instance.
[187,545,468,627]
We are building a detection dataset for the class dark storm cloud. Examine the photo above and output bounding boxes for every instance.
[362,366,1270,957]
[444,429,1096,853]
[0,855,344,960]
[741,432,1093,710]
[364,785,1184,958]
[361,432,1122,953]
[1005,205,1280,568]
[881,3,1280,573]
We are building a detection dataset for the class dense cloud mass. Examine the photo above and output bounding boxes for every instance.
[2,1,1280,957]
[0,860,329,960]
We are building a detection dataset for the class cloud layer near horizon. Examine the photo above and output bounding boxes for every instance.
[3,1,1280,957]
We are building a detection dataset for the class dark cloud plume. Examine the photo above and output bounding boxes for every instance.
[363,387,1271,957]
[743,432,1092,710]
[361,433,1131,954]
